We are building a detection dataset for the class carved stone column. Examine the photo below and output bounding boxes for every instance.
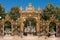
[39,21,41,32]
[46,20,50,33]
[1,19,4,36]
[3,24,4,36]
[11,23,13,35]
[20,23,24,32]
[56,22,59,36]
[36,18,40,35]
[19,7,23,33]
[36,23,39,32]
[20,17,24,35]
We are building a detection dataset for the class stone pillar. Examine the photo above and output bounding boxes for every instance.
[55,19,59,36]
[46,23,49,35]
[36,23,39,32]
[3,24,4,36]
[39,21,41,32]
[46,21,50,33]
[11,23,13,35]
[36,22,40,35]
[19,7,23,34]
[21,23,24,32]
[1,22,4,36]
[45,20,50,36]
[36,11,40,34]
[20,17,24,35]
[35,17,40,35]
[56,22,59,36]
[20,23,24,36]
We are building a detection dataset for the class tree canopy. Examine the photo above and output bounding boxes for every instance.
[54,7,60,20]
[9,7,20,21]
[24,18,36,28]
[41,4,55,20]
[0,4,6,19]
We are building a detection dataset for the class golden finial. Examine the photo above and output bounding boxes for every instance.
[26,3,34,13]
[37,7,41,13]
[28,3,32,7]
[37,7,40,11]
[5,14,10,20]
[20,7,22,11]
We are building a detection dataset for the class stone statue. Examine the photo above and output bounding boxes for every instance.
[49,29,56,37]
[24,21,36,34]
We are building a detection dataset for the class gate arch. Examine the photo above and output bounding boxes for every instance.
[49,22,56,32]
[23,17,37,36]
[4,21,12,35]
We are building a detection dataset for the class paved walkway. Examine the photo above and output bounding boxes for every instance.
[0,35,60,40]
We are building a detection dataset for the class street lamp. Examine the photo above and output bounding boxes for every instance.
[0,16,2,19]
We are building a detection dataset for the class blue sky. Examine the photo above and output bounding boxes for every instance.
[0,0,60,12]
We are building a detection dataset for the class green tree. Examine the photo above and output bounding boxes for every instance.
[41,4,55,20]
[4,21,11,28]
[49,22,56,31]
[0,4,6,19]
[54,7,60,20]
[9,7,20,21]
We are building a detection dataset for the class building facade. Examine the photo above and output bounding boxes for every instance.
[0,3,60,36]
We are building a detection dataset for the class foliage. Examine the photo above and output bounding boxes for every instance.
[41,12,50,20]
[49,22,56,31]
[4,21,11,28]
[41,4,55,20]
[0,24,2,28]
[0,4,6,19]
[54,7,60,20]
[9,7,20,21]
[24,18,36,28]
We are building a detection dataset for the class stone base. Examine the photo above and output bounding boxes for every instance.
[27,33,33,36]
[56,33,60,37]
[37,32,40,36]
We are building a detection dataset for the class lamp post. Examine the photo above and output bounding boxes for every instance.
[0,16,2,19]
